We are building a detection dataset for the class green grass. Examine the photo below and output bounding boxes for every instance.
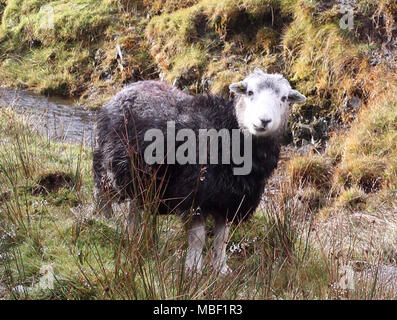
[0,0,115,95]
[0,0,157,100]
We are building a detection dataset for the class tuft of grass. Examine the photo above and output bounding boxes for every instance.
[335,187,368,211]
[332,90,397,196]
[287,154,333,190]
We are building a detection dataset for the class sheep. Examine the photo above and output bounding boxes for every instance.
[93,68,306,275]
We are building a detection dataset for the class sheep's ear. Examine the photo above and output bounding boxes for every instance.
[229,81,247,95]
[288,90,306,104]
[253,67,266,76]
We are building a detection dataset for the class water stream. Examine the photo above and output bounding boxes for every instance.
[0,88,96,146]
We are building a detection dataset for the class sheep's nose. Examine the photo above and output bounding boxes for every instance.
[260,119,272,128]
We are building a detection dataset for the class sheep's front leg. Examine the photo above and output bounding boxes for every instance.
[212,217,232,276]
[125,200,141,237]
[185,215,206,274]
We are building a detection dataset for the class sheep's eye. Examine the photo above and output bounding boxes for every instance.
[248,90,254,96]
[281,96,287,102]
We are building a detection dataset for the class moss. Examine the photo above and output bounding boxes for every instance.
[280,0,396,150]
[0,0,395,110]
[146,0,290,92]
[283,12,364,117]
[0,0,156,100]
[0,0,113,96]
[1,0,115,47]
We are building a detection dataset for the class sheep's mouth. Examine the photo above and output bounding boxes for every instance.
[253,125,267,133]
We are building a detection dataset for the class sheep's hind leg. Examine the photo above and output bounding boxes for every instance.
[212,216,232,276]
[185,215,206,275]
[93,186,113,218]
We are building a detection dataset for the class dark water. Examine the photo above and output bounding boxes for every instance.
[0,88,97,146]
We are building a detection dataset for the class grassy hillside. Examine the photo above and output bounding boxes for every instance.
[0,0,396,299]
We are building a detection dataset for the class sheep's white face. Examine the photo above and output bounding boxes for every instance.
[230,68,306,136]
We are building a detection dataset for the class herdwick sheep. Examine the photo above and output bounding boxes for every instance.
[93,68,306,275]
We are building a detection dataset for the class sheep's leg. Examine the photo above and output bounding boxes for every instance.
[125,200,141,237]
[93,186,113,218]
[212,217,232,276]
[93,145,113,218]
[185,215,206,274]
